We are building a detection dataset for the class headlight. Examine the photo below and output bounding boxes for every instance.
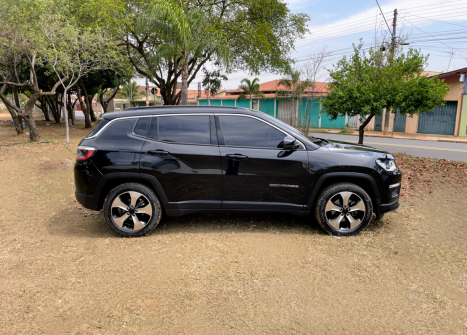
[376,159,398,172]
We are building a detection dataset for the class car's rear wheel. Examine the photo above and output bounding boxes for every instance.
[103,183,162,237]
[314,183,372,236]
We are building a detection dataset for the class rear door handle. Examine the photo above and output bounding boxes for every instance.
[225,154,248,161]
[147,150,170,155]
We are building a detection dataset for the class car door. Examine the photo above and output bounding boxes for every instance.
[216,114,311,211]
[140,114,222,210]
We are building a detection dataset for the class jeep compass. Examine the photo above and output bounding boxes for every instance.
[74,106,401,237]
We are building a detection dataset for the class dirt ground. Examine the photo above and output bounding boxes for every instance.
[1,112,467,334]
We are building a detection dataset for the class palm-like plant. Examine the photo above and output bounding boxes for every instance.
[238,78,266,110]
[277,70,310,126]
[119,82,142,107]
[140,1,229,105]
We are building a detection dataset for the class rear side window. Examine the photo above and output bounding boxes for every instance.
[157,115,210,145]
[86,119,109,138]
[98,118,136,142]
[133,118,150,137]
[219,115,285,148]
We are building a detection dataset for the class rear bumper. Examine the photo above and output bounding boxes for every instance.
[75,191,99,210]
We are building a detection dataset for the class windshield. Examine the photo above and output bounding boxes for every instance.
[260,113,317,143]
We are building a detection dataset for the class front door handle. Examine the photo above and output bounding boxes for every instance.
[147,150,170,155]
[225,153,248,161]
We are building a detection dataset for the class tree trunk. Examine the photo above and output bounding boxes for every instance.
[358,114,374,145]
[81,81,95,122]
[99,93,107,113]
[181,49,189,106]
[77,81,92,128]
[4,103,23,135]
[89,96,96,121]
[66,92,74,125]
[23,93,41,141]
[13,86,24,131]
[47,96,61,124]
[63,88,70,147]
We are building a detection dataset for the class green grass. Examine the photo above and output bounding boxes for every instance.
[339,130,354,134]
[310,129,329,133]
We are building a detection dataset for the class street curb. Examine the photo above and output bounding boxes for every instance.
[310,131,467,144]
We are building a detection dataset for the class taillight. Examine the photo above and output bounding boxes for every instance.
[77,146,96,161]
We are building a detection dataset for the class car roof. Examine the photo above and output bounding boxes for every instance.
[102,106,261,120]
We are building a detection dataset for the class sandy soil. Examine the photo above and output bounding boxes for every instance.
[1,113,467,334]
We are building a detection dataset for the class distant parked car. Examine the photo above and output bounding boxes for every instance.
[74,106,401,237]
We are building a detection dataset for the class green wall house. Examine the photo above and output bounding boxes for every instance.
[199,97,347,130]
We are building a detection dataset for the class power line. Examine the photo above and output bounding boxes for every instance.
[398,0,465,11]
[402,12,467,26]
[375,0,392,34]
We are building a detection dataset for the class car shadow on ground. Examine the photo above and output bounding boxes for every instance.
[47,208,385,239]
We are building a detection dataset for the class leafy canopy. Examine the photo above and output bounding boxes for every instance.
[322,43,449,121]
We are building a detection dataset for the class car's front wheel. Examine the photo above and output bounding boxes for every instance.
[314,183,373,236]
[103,183,162,237]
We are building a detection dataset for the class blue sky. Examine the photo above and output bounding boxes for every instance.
[184,0,467,90]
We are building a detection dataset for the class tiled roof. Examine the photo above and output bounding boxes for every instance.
[198,92,327,100]
[427,67,467,80]
[227,79,328,94]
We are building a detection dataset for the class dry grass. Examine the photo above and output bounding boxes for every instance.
[1,113,467,334]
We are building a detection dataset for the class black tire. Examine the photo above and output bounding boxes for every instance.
[103,183,162,237]
[314,183,373,236]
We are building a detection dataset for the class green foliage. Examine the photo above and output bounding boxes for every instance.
[110,0,308,104]
[118,82,143,105]
[202,69,228,96]
[322,43,450,136]
[238,78,265,101]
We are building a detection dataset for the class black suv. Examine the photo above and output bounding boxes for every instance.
[74,106,401,237]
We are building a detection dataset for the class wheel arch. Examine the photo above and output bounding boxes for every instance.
[95,173,169,211]
[306,172,381,216]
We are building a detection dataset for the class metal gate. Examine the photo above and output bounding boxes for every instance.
[349,115,359,128]
[374,113,383,131]
[418,101,457,135]
[278,100,296,126]
[393,109,406,132]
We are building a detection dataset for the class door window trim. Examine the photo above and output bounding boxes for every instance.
[215,114,306,150]
[86,113,305,150]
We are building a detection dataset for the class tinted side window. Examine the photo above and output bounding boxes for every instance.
[133,118,150,137]
[98,119,136,143]
[87,119,109,137]
[158,115,210,145]
[219,116,285,148]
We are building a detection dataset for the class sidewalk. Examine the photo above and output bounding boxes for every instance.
[308,128,467,144]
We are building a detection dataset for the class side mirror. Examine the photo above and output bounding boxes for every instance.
[282,136,298,150]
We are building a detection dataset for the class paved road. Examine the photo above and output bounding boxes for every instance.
[312,133,467,162]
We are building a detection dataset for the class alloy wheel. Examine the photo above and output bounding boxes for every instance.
[110,191,153,231]
[324,191,366,231]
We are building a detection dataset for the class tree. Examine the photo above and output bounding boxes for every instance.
[116,0,308,105]
[300,48,329,134]
[202,69,228,105]
[119,82,142,107]
[277,70,310,126]
[44,11,123,146]
[0,0,68,141]
[322,43,449,144]
[238,78,265,110]
[96,70,123,113]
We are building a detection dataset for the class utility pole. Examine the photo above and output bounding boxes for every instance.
[383,9,397,135]
[146,78,149,106]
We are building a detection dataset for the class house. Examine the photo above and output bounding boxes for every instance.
[198,80,345,129]
[367,68,467,137]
